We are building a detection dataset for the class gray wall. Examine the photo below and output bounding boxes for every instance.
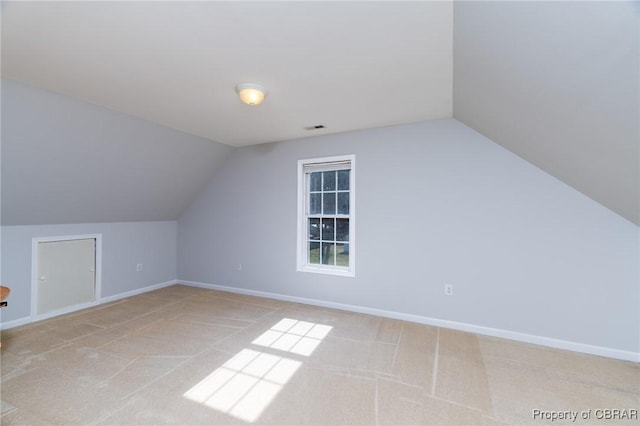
[1,79,233,226]
[453,1,639,225]
[0,80,220,324]
[1,221,177,323]
[178,119,639,354]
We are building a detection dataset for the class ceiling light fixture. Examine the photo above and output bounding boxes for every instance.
[236,83,267,106]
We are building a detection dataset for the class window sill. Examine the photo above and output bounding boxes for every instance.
[297,265,355,278]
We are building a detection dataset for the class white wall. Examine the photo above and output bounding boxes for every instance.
[178,119,639,359]
[1,221,177,324]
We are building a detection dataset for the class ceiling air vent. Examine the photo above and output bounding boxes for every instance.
[304,125,326,131]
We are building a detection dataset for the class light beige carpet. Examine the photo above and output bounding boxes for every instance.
[0,285,637,425]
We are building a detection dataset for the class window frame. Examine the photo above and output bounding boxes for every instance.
[297,155,355,277]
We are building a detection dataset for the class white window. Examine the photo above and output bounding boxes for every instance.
[297,155,355,277]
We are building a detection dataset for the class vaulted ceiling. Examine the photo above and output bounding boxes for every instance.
[2,1,638,225]
[454,1,639,226]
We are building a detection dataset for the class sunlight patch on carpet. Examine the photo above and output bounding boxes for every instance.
[183,318,332,422]
[252,318,333,356]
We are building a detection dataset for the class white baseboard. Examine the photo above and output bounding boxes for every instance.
[181,280,640,363]
[4,278,637,363]
[0,316,32,330]
[100,279,178,304]
[0,279,178,330]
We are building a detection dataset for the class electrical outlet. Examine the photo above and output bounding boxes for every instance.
[237,263,242,272]
[444,284,453,296]
[136,263,143,272]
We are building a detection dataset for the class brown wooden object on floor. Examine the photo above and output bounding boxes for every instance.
[0,285,10,302]
[0,285,10,348]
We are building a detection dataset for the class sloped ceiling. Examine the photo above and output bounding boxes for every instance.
[1,79,233,226]
[454,0,639,225]
[1,1,638,226]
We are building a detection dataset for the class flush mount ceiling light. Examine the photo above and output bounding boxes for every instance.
[236,83,267,106]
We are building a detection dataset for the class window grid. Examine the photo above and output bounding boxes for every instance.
[298,155,354,277]
[305,170,350,267]
[305,170,350,268]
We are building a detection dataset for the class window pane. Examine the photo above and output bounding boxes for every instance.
[309,218,320,240]
[310,172,322,191]
[308,241,320,264]
[322,171,336,191]
[338,170,350,190]
[309,193,321,214]
[322,218,335,241]
[323,192,336,214]
[300,157,353,274]
[321,243,335,265]
[336,219,349,242]
[336,243,349,267]
[337,192,349,214]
